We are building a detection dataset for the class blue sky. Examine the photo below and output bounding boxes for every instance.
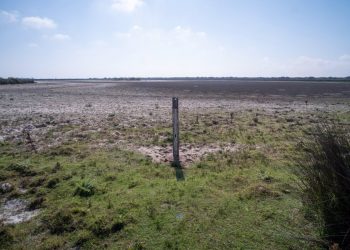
[0,0,349,78]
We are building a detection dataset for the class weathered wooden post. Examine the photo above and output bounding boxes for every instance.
[172,97,180,167]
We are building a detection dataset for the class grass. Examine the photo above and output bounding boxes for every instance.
[1,108,349,249]
[0,147,315,249]
[296,124,350,248]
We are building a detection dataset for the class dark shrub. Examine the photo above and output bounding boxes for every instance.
[28,197,45,210]
[111,221,125,233]
[297,124,350,248]
[47,178,60,188]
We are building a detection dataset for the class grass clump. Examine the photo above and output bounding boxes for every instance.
[74,180,95,197]
[42,209,78,234]
[297,124,350,248]
[74,230,93,247]
[0,225,14,247]
[47,178,59,188]
[6,163,36,176]
[89,216,112,237]
[88,216,125,238]
[28,197,45,210]
[38,235,65,250]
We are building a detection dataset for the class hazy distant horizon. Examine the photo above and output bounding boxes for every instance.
[24,76,350,81]
[3,76,350,80]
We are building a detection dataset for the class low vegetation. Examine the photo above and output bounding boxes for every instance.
[0,110,335,249]
[297,125,350,248]
[1,80,350,249]
[0,77,35,85]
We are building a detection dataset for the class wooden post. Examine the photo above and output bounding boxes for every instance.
[172,97,180,167]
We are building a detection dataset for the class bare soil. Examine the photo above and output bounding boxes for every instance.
[1,79,350,163]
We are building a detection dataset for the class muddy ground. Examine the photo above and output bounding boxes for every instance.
[0,79,350,165]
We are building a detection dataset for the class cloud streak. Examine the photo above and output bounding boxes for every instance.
[22,16,57,29]
[0,10,19,23]
[52,33,71,41]
[111,0,144,12]
[115,25,207,46]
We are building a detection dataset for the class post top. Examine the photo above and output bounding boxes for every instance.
[172,97,178,108]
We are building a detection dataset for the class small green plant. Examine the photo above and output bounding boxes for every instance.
[74,181,95,197]
[52,162,61,173]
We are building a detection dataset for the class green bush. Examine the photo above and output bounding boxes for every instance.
[297,125,350,248]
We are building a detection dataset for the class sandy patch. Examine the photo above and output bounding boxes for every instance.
[0,199,39,225]
[133,143,240,167]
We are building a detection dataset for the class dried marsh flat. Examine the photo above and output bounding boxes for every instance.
[1,79,350,249]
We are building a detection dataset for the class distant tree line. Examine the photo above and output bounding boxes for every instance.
[85,76,350,82]
[0,77,35,85]
[34,76,350,82]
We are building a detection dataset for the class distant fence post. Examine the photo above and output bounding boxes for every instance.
[172,97,180,167]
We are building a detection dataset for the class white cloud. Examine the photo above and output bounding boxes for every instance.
[0,10,19,23]
[102,25,234,76]
[132,25,142,30]
[22,16,57,29]
[115,25,207,46]
[111,0,144,12]
[52,33,71,41]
